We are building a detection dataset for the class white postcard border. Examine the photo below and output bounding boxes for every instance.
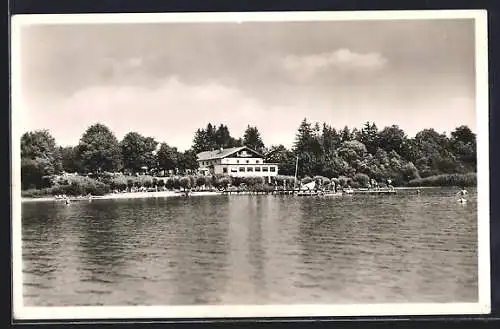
[10,9,491,320]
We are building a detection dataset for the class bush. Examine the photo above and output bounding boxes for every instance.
[22,174,111,197]
[188,175,196,188]
[402,162,421,181]
[353,173,370,188]
[285,176,298,187]
[408,173,476,187]
[338,176,353,188]
[313,175,330,186]
[218,177,232,189]
[179,176,192,190]
[212,176,231,189]
[251,183,275,192]
[231,176,245,187]
[196,175,206,187]
[165,177,175,189]
[245,176,265,187]
[127,179,134,190]
[109,175,128,191]
[172,176,181,189]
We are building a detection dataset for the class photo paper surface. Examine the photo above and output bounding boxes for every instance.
[10,10,490,320]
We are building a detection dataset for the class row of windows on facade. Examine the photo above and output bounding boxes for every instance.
[201,159,261,166]
[222,166,276,173]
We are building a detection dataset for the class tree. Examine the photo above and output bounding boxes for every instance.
[156,143,179,174]
[243,125,265,152]
[215,124,240,148]
[59,146,81,173]
[120,132,158,173]
[21,130,58,159]
[293,119,317,177]
[413,128,460,176]
[358,122,379,154]
[377,125,409,157]
[451,125,476,145]
[340,126,352,142]
[76,123,122,173]
[21,130,62,189]
[265,145,296,176]
[338,140,367,164]
[450,125,476,171]
[178,149,199,172]
[294,118,313,153]
[321,123,341,154]
[21,157,54,189]
[192,128,208,154]
[192,123,240,153]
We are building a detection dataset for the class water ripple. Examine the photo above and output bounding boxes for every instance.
[22,188,478,306]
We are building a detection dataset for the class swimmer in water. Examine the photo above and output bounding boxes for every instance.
[456,187,468,203]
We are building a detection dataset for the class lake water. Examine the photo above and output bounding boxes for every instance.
[21,187,478,306]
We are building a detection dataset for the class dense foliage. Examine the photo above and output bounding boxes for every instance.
[265,119,476,187]
[20,119,476,193]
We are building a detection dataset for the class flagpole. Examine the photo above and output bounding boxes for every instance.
[293,156,299,190]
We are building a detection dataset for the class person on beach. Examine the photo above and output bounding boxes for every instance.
[387,178,394,191]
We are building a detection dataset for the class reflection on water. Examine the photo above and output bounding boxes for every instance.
[22,187,478,306]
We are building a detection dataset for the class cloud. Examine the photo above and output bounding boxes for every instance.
[21,77,310,151]
[282,48,387,80]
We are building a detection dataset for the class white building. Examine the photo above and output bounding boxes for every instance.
[196,146,278,179]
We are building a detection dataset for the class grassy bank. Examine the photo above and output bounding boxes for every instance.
[407,173,476,187]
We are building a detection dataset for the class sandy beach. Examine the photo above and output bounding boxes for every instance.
[21,190,222,203]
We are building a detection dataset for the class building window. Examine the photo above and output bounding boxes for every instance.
[256,160,260,164]
[247,167,253,172]
[246,160,249,164]
[223,167,228,173]
[237,160,240,164]
[231,167,237,172]
[270,167,276,172]
[262,167,268,172]
[255,167,261,172]
[239,167,245,172]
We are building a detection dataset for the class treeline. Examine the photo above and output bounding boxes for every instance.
[20,122,265,190]
[20,119,476,191]
[266,119,476,187]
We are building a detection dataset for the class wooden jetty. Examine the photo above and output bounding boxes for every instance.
[350,188,396,195]
[221,189,299,196]
[220,188,396,196]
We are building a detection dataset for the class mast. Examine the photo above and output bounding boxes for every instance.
[293,155,299,190]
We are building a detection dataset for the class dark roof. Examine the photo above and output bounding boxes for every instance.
[196,146,262,161]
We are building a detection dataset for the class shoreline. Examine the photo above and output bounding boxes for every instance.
[19,186,462,203]
[21,190,222,203]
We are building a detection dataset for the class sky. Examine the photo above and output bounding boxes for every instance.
[17,17,477,151]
